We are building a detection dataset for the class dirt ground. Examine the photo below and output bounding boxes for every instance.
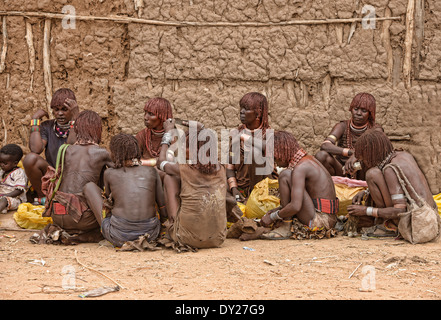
[1,211,440,302]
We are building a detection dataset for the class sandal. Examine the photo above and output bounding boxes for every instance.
[362,224,398,238]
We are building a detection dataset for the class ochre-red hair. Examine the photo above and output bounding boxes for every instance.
[51,88,76,109]
[239,92,269,130]
[74,110,102,144]
[354,129,393,169]
[144,97,173,123]
[274,131,301,164]
[109,133,141,168]
[349,92,376,125]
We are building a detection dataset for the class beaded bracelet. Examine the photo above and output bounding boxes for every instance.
[30,126,40,133]
[31,119,40,126]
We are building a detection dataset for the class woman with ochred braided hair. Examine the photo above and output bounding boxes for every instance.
[260,131,338,239]
[23,88,79,204]
[135,97,173,167]
[315,92,383,180]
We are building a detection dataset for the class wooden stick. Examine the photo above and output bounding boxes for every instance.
[43,19,53,118]
[0,227,40,232]
[381,7,394,82]
[0,10,401,27]
[0,16,7,73]
[25,19,35,92]
[414,0,424,79]
[1,117,6,145]
[403,0,415,89]
[348,262,362,279]
[74,250,125,289]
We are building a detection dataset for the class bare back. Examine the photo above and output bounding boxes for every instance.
[293,155,336,200]
[384,151,436,208]
[60,144,112,194]
[104,166,160,221]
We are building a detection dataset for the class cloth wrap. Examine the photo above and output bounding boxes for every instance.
[101,214,160,248]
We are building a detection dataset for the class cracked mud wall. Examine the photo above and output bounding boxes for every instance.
[0,0,440,193]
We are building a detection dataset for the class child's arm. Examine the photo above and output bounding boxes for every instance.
[154,169,167,222]
[0,188,24,198]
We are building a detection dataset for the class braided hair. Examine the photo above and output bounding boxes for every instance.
[74,110,102,145]
[274,131,301,164]
[109,133,141,169]
[143,97,173,157]
[50,88,76,109]
[238,92,269,132]
[144,97,173,124]
[349,92,377,126]
[186,128,217,175]
[354,129,393,169]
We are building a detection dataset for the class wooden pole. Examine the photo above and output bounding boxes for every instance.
[0,17,7,73]
[43,18,53,118]
[414,0,424,79]
[403,0,415,89]
[0,10,401,27]
[25,19,35,92]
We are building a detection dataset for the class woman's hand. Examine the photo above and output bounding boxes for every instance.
[347,204,367,217]
[352,190,366,205]
[260,206,282,227]
[343,154,357,175]
[64,98,79,119]
[163,118,175,132]
[231,187,245,203]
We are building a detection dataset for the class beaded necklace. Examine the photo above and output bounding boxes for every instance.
[145,127,164,158]
[346,119,369,149]
[377,151,396,170]
[53,121,70,138]
[288,148,307,170]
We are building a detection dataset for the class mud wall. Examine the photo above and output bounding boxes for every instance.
[0,0,440,193]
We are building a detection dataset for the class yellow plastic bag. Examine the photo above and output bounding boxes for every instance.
[13,203,52,230]
[245,178,280,219]
[334,184,366,216]
[237,202,246,215]
[434,193,441,217]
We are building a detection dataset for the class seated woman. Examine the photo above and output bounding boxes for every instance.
[260,131,338,239]
[347,129,439,239]
[315,92,383,180]
[225,92,277,222]
[157,118,227,251]
[136,97,174,167]
[35,110,113,244]
[23,88,79,203]
[226,92,276,201]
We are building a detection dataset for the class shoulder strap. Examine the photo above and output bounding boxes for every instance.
[382,163,424,206]
[49,144,69,200]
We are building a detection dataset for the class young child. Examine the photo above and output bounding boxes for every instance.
[0,144,28,213]
[83,133,166,248]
